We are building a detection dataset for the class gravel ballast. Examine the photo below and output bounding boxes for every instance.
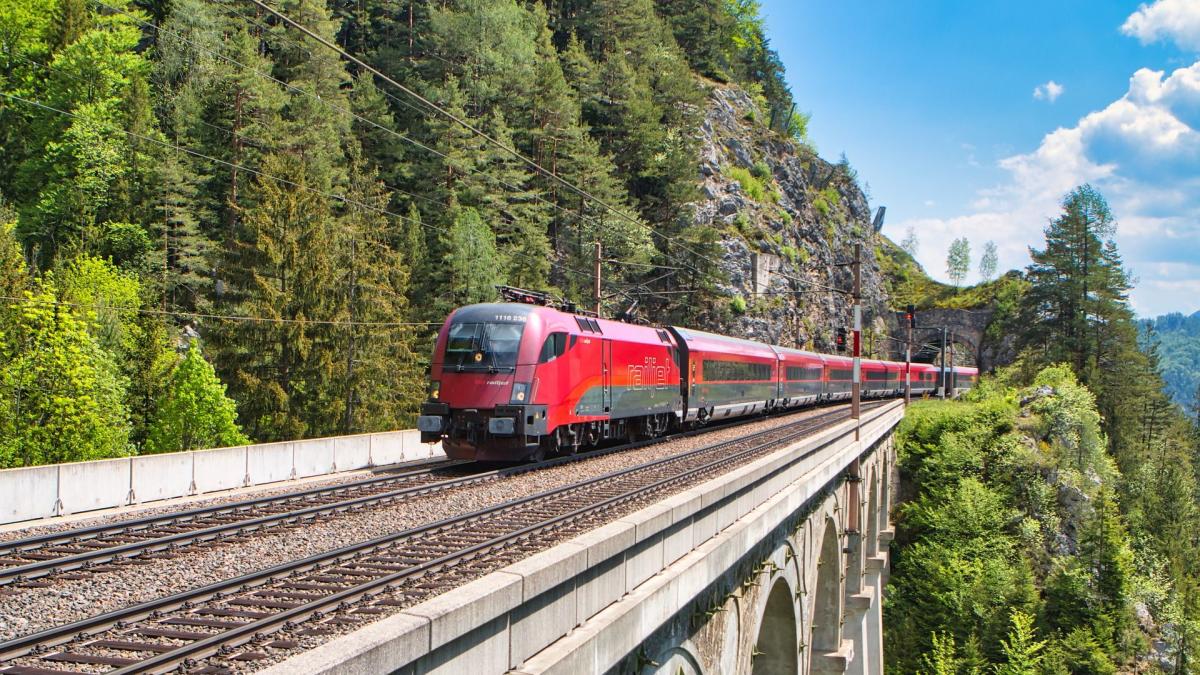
[0,405,851,651]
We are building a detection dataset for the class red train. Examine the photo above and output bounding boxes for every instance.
[417,302,977,461]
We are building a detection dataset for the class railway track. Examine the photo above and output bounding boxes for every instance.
[0,403,876,674]
[0,401,870,589]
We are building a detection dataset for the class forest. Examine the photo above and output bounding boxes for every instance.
[1142,312,1200,416]
[885,187,1200,673]
[0,0,801,466]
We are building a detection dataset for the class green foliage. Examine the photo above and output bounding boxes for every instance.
[813,185,838,219]
[1027,366,1110,479]
[918,632,960,675]
[727,165,778,204]
[0,284,131,467]
[995,611,1046,675]
[446,207,504,307]
[886,372,1131,674]
[0,0,824,463]
[146,342,248,453]
[947,237,971,288]
[729,294,747,314]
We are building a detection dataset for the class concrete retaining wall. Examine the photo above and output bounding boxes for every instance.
[263,401,905,675]
[0,430,443,526]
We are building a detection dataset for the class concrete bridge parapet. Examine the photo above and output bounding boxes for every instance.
[266,401,905,675]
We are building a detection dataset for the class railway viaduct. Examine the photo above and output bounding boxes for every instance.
[267,400,904,675]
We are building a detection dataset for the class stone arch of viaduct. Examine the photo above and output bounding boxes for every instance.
[635,435,897,675]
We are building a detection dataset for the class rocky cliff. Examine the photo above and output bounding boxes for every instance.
[688,86,899,356]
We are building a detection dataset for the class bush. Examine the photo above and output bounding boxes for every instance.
[730,295,747,314]
[728,166,779,204]
[751,160,771,180]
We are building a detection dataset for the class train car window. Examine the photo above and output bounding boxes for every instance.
[785,366,824,380]
[569,334,578,348]
[829,368,852,380]
[538,332,568,363]
[703,360,771,381]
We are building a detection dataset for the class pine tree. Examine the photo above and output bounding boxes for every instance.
[145,341,248,453]
[1020,185,1125,377]
[994,611,1045,675]
[656,0,735,78]
[444,206,503,309]
[1079,487,1133,625]
[330,157,422,433]
[213,152,339,441]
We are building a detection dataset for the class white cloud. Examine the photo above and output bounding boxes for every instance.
[1122,0,1200,51]
[924,199,936,207]
[1033,80,1065,102]
[888,59,1200,315]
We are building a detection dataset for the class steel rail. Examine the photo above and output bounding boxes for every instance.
[0,458,466,556]
[0,399,870,587]
[0,402,879,673]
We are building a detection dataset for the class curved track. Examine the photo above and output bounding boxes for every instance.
[0,401,869,588]
[0,403,876,674]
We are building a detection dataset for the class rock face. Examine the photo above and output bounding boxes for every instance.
[687,86,897,355]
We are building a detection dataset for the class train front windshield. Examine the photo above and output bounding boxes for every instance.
[443,322,525,372]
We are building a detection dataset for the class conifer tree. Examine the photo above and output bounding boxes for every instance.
[214,152,339,441]
[331,158,422,433]
[444,206,502,309]
[17,0,160,262]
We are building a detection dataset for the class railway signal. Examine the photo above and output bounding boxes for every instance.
[835,327,847,352]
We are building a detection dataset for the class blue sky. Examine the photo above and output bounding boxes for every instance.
[759,0,1200,317]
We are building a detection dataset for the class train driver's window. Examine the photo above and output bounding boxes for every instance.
[539,332,568,363]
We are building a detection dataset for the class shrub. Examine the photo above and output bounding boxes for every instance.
[730,295,747,314]
[751,160,771,180]
[728,166,779,204]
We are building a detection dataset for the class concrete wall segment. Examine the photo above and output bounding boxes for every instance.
[332,435,372,472]
[58,457,130,515]
[130,452,193,503]
[403,572,522,650]
[369,432,404,466]
[0,465,58,522]
[191,446,247,494]
[246,442,293,484]
[292,437,337,478]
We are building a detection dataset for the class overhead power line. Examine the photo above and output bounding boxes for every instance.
[244,0,855,298]
[0,294,442,328]
[0,90,612,301]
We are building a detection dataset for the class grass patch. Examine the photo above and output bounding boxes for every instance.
[728,166,779,204]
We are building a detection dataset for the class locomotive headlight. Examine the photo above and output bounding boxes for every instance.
[428,380,441,400]
[511,382,530,403]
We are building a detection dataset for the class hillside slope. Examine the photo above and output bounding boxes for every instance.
[1142,312,1200,413]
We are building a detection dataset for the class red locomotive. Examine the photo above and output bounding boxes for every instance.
[417,298,977,462]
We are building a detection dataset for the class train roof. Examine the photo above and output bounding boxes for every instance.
[669,326,778,360]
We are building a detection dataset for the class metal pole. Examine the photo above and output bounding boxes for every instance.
[939,327,947,400]
[948,330,955,398]
[593,241,601,317]
[905,315,912,406]
[852,243,861,426]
